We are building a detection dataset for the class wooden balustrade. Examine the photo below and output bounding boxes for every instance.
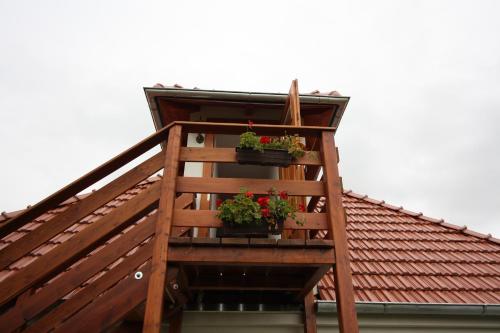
[0,121,356,333]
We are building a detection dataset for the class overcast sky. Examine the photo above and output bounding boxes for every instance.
[1,1,499,236]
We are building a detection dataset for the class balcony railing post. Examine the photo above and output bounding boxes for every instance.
[320,130,358,333]
[143,125,183,333]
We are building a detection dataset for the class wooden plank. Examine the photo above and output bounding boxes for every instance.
[296,265,331,301]
[168,309,183,333]
[189,275,304,291]
[0,213,156,333]
[175,121,335,137]
[0,181,161,307]
[177,177,325,196]
[320,131,358,333]
[172,193,195,237]
[168,246,335,266]
[25,244,153,333]
[0,152,164,271]
[144,125,183,333]
[51,261,152,333]
[0,124,172,239]
[197,133,214,238]
[303,291,317,333]
[173,210,328,230]
[179,147,322,166]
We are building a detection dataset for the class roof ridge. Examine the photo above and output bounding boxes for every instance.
[343,189,500,246]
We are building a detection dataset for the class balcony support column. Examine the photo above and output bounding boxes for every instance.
[143,125,183,333]
[320,131,358,333]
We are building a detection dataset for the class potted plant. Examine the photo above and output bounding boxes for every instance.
[236,121,306,167]
[216,188,305,237]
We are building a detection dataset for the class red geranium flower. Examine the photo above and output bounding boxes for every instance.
[261,208,270,217]
[216,199,223,207]
[279,191,288,200]
[257,196,270,207]
[245,191,254,198]
[248,120,254,129]
[298,203,306,212]
[259,136,271,144]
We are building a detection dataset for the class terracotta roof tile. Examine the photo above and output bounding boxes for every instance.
[316,191,500,304]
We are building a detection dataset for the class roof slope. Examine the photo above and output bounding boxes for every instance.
[317,192,500,304]
[1,179,500,304]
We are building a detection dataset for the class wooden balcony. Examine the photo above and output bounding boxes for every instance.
[0,121,357,333]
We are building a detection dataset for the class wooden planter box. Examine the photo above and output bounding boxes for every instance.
[216,220,284,238]
[236,147,292,167]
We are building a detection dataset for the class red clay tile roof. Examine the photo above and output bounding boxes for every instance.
[316,192,500,304]
[1,179,500,304]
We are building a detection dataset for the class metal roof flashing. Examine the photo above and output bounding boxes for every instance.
[143,87,350,131]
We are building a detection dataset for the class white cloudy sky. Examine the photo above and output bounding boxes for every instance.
[1,1,499,236]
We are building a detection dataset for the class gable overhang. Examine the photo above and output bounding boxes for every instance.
[144,87,350,131]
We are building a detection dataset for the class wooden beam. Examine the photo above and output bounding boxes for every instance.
[168,246,335,266]
[24,244,153,333]
[0,151,164,271]
[50,261,152,333]
[296,265,331,301]
[168,309,183,333]
[303,291,317,333]
[189,275,304,291]
[179,147,322,166]
[173,210,328,230]
[174,121,335,137]
[197,133,214,238]
[177,177,325,196]
[0,123,172,239]
[320,132,358,333]
[143,125,183,333]
[0,213,156,333]
[0,181,161,307]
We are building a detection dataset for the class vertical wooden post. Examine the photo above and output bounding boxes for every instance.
[168,309,183,333]
[197,133,214,238]
[143,125,183,333]
[303,291,317,333]
[320,131,358,333]
[280,79,306,240]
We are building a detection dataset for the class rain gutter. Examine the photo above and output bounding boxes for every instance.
[317,301,500,316]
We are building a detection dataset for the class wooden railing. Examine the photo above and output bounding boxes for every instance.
[144,121,357,333]
[0,121,358,333]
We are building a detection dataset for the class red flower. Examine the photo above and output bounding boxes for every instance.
[298,203,306,212]
[257,196,270,207]
[216,199,223,207]
[248,120,254,129]
[261,208,270,217]
[245,191,254,198]
[279,191,288,200]
[259,136,271,144]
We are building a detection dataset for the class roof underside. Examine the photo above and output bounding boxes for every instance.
[143,86,350,131]
[1,177,499,305]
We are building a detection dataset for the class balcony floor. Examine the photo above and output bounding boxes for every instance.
[168,237,334,296]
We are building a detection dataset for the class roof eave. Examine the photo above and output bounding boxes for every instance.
[143,87,350,131]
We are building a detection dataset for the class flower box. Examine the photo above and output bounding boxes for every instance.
[216,219,284,238]
[235,147,292,167]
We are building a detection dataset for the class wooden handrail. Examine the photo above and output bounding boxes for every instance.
[0,123,173,238]
[174,121,335,136]
[177,177,325,196]
[172,210,328,230]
